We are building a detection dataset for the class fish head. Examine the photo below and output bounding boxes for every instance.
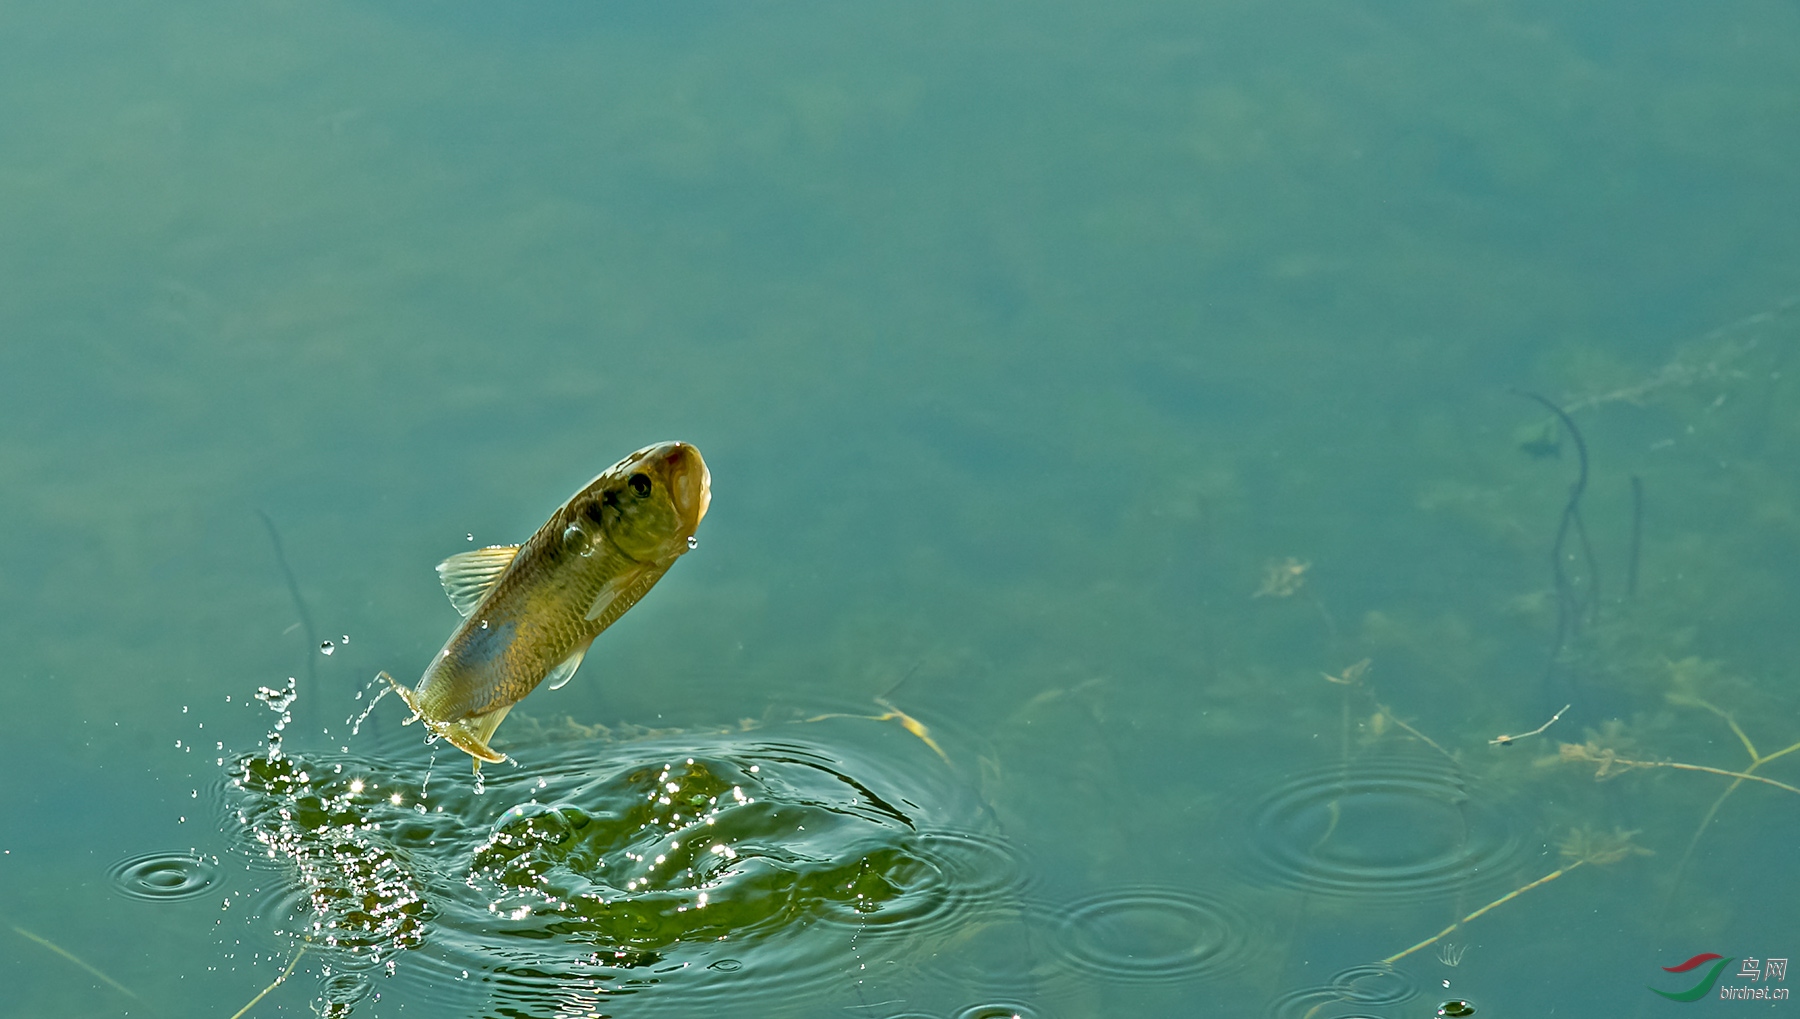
[581,441,710,563]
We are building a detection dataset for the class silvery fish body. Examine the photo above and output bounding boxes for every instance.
[382,441,710,766]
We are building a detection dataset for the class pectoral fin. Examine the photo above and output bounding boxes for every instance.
[543,643,589,691]
[437,545,522,616]
[584,565,659,624]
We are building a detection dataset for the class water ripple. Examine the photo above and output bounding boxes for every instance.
[222,720,1006,1016]
[1328,963,1417,1005]
[1267,964,1418,1019]
[1050,886,1252,983]
[1241,753,1526,900]
[954,1003,1041,1019]
[1268,963,1420,1019]
[312,970,373,1017]
[108,851,217,901]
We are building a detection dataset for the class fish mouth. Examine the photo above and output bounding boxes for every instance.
[666,443,711,531]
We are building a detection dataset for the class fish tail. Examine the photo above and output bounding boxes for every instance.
[442,704,512,766]
[379,670,508,766]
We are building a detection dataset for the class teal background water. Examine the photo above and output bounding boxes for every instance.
[4,1,1800,1016]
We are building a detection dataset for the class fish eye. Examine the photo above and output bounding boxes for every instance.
[629,473,652,498]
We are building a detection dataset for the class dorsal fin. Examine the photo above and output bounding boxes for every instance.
[436,544,522,616]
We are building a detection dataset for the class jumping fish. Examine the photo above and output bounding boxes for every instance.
[380,441,710,768]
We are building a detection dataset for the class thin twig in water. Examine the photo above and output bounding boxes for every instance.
[1561,294,1799,414]
[1649,694,1800,926]
[1510,388,1605,720]
[1384,827,1647,965]
[226,944,306,1019]
[1490,704,1570,746]
[1627,475,1644,598]
[1373,702,1455,762]
[1513,390,1601,659]
[257,509,318,691]
[11,925,142,1001]
[1384,863,1579,965]
[1561,743,1800,796]
[805,699,950,763]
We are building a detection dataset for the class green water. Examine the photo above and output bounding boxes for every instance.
[3,1,1799,1016]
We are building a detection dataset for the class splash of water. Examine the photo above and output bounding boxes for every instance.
[347,675,391,737]
[254,677,298,761]
[222,726,1013,1015]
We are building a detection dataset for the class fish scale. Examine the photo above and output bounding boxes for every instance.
[380,441,710,768]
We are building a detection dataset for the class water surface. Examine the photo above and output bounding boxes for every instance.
[3,1,1799,1016]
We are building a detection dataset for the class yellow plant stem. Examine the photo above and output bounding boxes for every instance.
[1373,702,1454,760]
[805,699,950,763]
[1383,862,1581,965]
[11,924,142,1001]
[1578,748,1800,796]
[227,944,306,1019]
[1644,759,1800,795]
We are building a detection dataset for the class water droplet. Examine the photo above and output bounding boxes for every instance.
[687,535,699,550]
[1438,1000,1476,1018]
[466,533,475,542]
[563,524,592,556]
[320,641,336,656]
[340,634,350,644]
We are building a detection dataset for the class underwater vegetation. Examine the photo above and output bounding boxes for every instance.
[4,0,1799,1013]
[9,284,1793,1017]
[1221,298,1800,1016]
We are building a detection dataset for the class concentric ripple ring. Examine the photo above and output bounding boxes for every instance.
[954,1003,1041,1019]
[108,851,217,901]
[1267,963,1418,1018]
[817,828,1028,936]
[1330,962,1417,1005]
[1052,886,1252,983]
[1243,755,1524,900]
